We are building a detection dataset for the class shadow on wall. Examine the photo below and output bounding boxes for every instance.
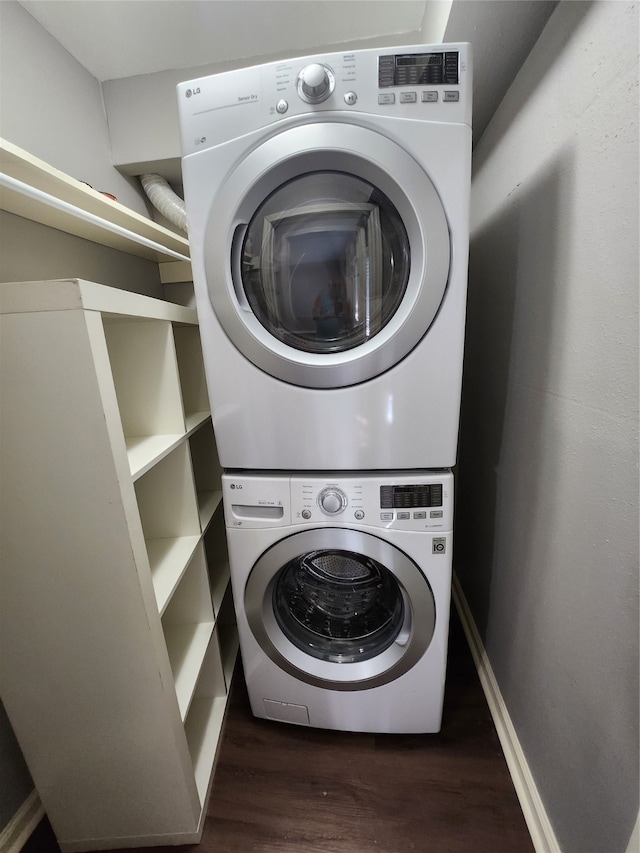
[454,147,574,641]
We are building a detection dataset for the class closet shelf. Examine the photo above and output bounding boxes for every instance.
[0,138,190,264]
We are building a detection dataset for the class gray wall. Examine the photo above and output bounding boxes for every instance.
[0,702,33,830]
[455,3,639,851]
[0,211,163,296]
[0,1,150,216]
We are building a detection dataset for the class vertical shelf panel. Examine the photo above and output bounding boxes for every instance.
[162,544,215,721]
[217,585,239,690]
[189,420,223,531]
[173,325,211,432]
[135,442,201,613]
[184,632,228,806]
[103,318,186,478]
[204,511,230,615]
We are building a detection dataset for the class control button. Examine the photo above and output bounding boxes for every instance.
[397,512,410,520]
[301,509,312,519]
[413,511,427,519]
[318,487,347,515]
[378,93,395,105]
[354,510,365,520]
[297,63,335,103]
[422,91,438,102]
[276,99,288,114]
[400,92,417,103]
[380,512,394,521]
[443,91,460,102]
[344,91,357,106]
[430,510,443,518]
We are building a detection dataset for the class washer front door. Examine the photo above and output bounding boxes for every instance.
[204,123,450,388]
[244,528,436,690]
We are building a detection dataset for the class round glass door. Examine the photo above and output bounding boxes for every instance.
[204,122,450,388]
[244,528,436,690]
[273,548,405,663]
[241,172,410,355]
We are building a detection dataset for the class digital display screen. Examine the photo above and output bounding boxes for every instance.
[396,54,443,67]
[380,484,443,509]
[378,51,459,87]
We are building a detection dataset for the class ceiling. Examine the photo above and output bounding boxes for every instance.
[18,0,431,82]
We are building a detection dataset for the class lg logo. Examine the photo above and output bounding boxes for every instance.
[229,483,243,490]
[185,87,201,98]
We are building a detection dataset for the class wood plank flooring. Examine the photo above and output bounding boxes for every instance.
[24,608,534,853]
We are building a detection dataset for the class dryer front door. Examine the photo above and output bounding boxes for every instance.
[204,123,450,388]
[243,527,436,690]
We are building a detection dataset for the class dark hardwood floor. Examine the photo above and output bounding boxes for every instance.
[24,608,533,853]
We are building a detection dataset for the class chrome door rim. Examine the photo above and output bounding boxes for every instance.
[204,122,450,388]
[244,528,437,691]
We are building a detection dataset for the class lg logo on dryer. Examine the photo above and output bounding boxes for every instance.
[185,87,201,98]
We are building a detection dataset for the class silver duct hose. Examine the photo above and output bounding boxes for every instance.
[140,173,188,233]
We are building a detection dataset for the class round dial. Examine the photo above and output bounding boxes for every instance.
[297,63,335,103]
[318,487,347,515]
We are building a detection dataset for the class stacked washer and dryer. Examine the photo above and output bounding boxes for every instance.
[177,44,472,733]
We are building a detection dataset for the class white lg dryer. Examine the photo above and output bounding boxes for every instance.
[178,45,472,470]
[222,470,453,733]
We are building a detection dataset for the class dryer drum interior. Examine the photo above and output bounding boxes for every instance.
[273,549,405,663]
[239,171,411,355]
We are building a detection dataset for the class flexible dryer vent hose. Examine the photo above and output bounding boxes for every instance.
[140,173,188,234]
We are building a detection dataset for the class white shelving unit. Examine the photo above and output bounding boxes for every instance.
[0,278,237,851]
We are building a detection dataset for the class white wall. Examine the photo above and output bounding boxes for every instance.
[455,3,639,851]
[0,1,149,215]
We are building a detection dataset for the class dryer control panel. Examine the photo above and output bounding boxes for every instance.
[178,42,472,155]
[222,471,453,531]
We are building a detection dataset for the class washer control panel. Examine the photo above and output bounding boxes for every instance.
[222,471,453,531]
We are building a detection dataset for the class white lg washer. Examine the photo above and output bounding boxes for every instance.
[222,470,453,733]
[178,44,472,470]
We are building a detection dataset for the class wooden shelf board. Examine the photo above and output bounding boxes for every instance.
[127,433,186,480]
[1,279,198,323]
[0,138,190,263]
[165,621,215,721]
[147,536,202,614]
[185,411,211,435]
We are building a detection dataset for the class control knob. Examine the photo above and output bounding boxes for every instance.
[297,63,335,103]
[318,487,347,515]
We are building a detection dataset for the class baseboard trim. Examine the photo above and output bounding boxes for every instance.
[452,573,561,853]
[0,790,44,853]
